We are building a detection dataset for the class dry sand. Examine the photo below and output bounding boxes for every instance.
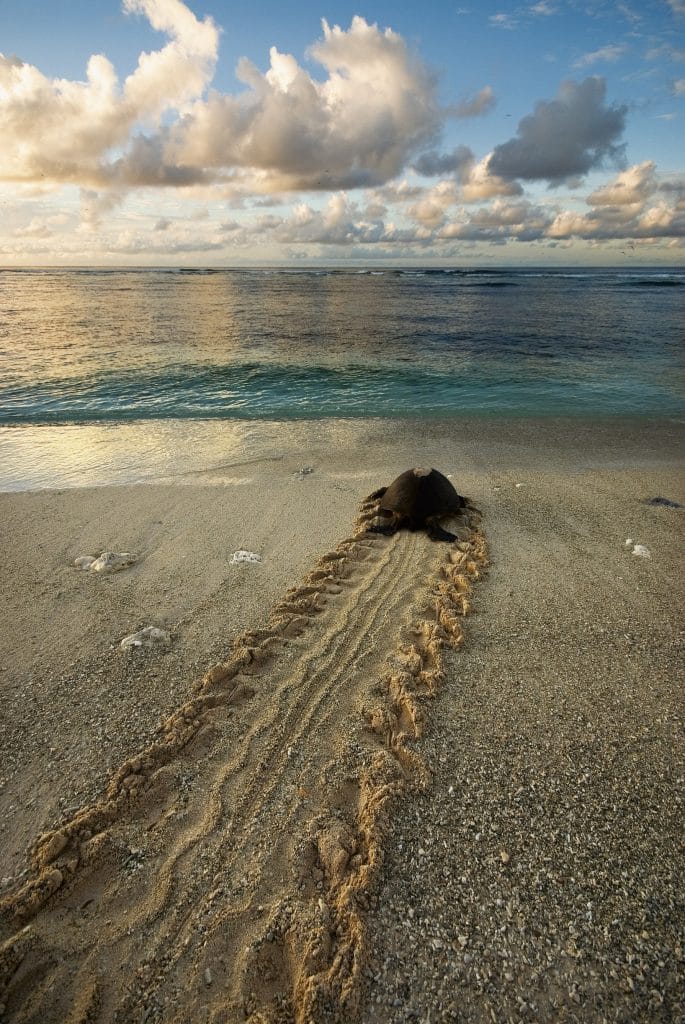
[0,417,683,1023]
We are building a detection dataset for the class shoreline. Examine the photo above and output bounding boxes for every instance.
[1,413,683,492]
[0,418,683,1021]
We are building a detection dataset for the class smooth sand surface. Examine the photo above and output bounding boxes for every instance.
[0,417,683,1022]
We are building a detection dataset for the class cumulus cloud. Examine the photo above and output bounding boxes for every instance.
[488,77,627,185]
[547,171,685,240]
[168,16,441,191]
[412,145,475,178]
[460,156,524,201]
[0,0,218,186]
[439,199,553,242]
[248,192,415,247]
[547,202,685,240]
[408,181,459,229]
[0,4,440,195]
[587,161,656,206]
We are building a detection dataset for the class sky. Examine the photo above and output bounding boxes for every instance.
[0,0,684,265]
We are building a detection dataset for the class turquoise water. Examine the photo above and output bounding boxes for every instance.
[1,266,683,423]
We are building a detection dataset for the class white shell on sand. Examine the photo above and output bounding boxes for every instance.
[230,550,262,564]
[631,544,651,558]
[120,626,171,649]
[75,551,137,573]
[74,556,97,570]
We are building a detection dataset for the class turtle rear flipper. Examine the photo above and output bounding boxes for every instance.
[426,522,457,543]
[367,518,398,536]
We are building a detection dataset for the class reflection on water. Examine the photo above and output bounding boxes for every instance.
[0,418,373,491]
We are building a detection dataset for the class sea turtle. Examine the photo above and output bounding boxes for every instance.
[365,467,472,542]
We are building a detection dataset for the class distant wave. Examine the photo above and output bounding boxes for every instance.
[616,278,684,287]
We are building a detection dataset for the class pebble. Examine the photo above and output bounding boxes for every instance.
[74,551,137,573]
[120,627,171,650]
[229,550,262,565]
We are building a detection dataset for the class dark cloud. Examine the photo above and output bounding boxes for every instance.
[412,145,474,178]
[488,77,627,185]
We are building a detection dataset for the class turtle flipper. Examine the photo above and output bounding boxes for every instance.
[365,486,388,502]
[426,523,457,543]
[367,521,398,537]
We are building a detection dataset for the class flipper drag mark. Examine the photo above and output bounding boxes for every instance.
[0,493,487,1024]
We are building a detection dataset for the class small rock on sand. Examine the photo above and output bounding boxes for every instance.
[75,552,137,573]
[120,626,171,650]
[230,550,262,565]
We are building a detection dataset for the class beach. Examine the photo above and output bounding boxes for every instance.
[0,416,683,1022]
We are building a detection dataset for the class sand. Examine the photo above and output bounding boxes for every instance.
[0,416,683,1023]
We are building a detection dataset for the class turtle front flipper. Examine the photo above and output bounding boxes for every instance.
[426,522,457,543]
[365,486,388,502]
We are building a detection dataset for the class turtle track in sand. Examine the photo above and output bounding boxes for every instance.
[0,497,488,1024]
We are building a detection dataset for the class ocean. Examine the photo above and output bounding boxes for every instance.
[0,266,683,489]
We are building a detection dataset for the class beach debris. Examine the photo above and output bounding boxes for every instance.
[644,496,683,509]
[75,551,137,573]
[625,539,651,558]
[294,466,314,480]
[631,544,651,559]
[120,626,171,650]
[515,483,523,489]
[230,549,262,565]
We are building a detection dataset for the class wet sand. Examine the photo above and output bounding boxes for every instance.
[0,417,683,1022]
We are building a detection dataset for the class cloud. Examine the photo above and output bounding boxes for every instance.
[616,3,641,24]
[489,13,518,29]
[408,181,459,228]
[79,188,126,228]
[529,2,557,15]
[0,4,441,196]
[447,85,496,118]
[248,192,416,247]
[645,43,685,62]
[587,161,656,206]
[672,78,685,94]
[573,44,628,69]
[547,171,685,240]
[439,199,553,242]
[168,15,442,191]
[0,0,218,186]
[488,77,627,185]
[460,156,524,201]
[666,0,685,14]
[547,202,685,241]
[412,145,475,178]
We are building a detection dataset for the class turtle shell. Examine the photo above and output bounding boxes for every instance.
[379,468,465,519]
